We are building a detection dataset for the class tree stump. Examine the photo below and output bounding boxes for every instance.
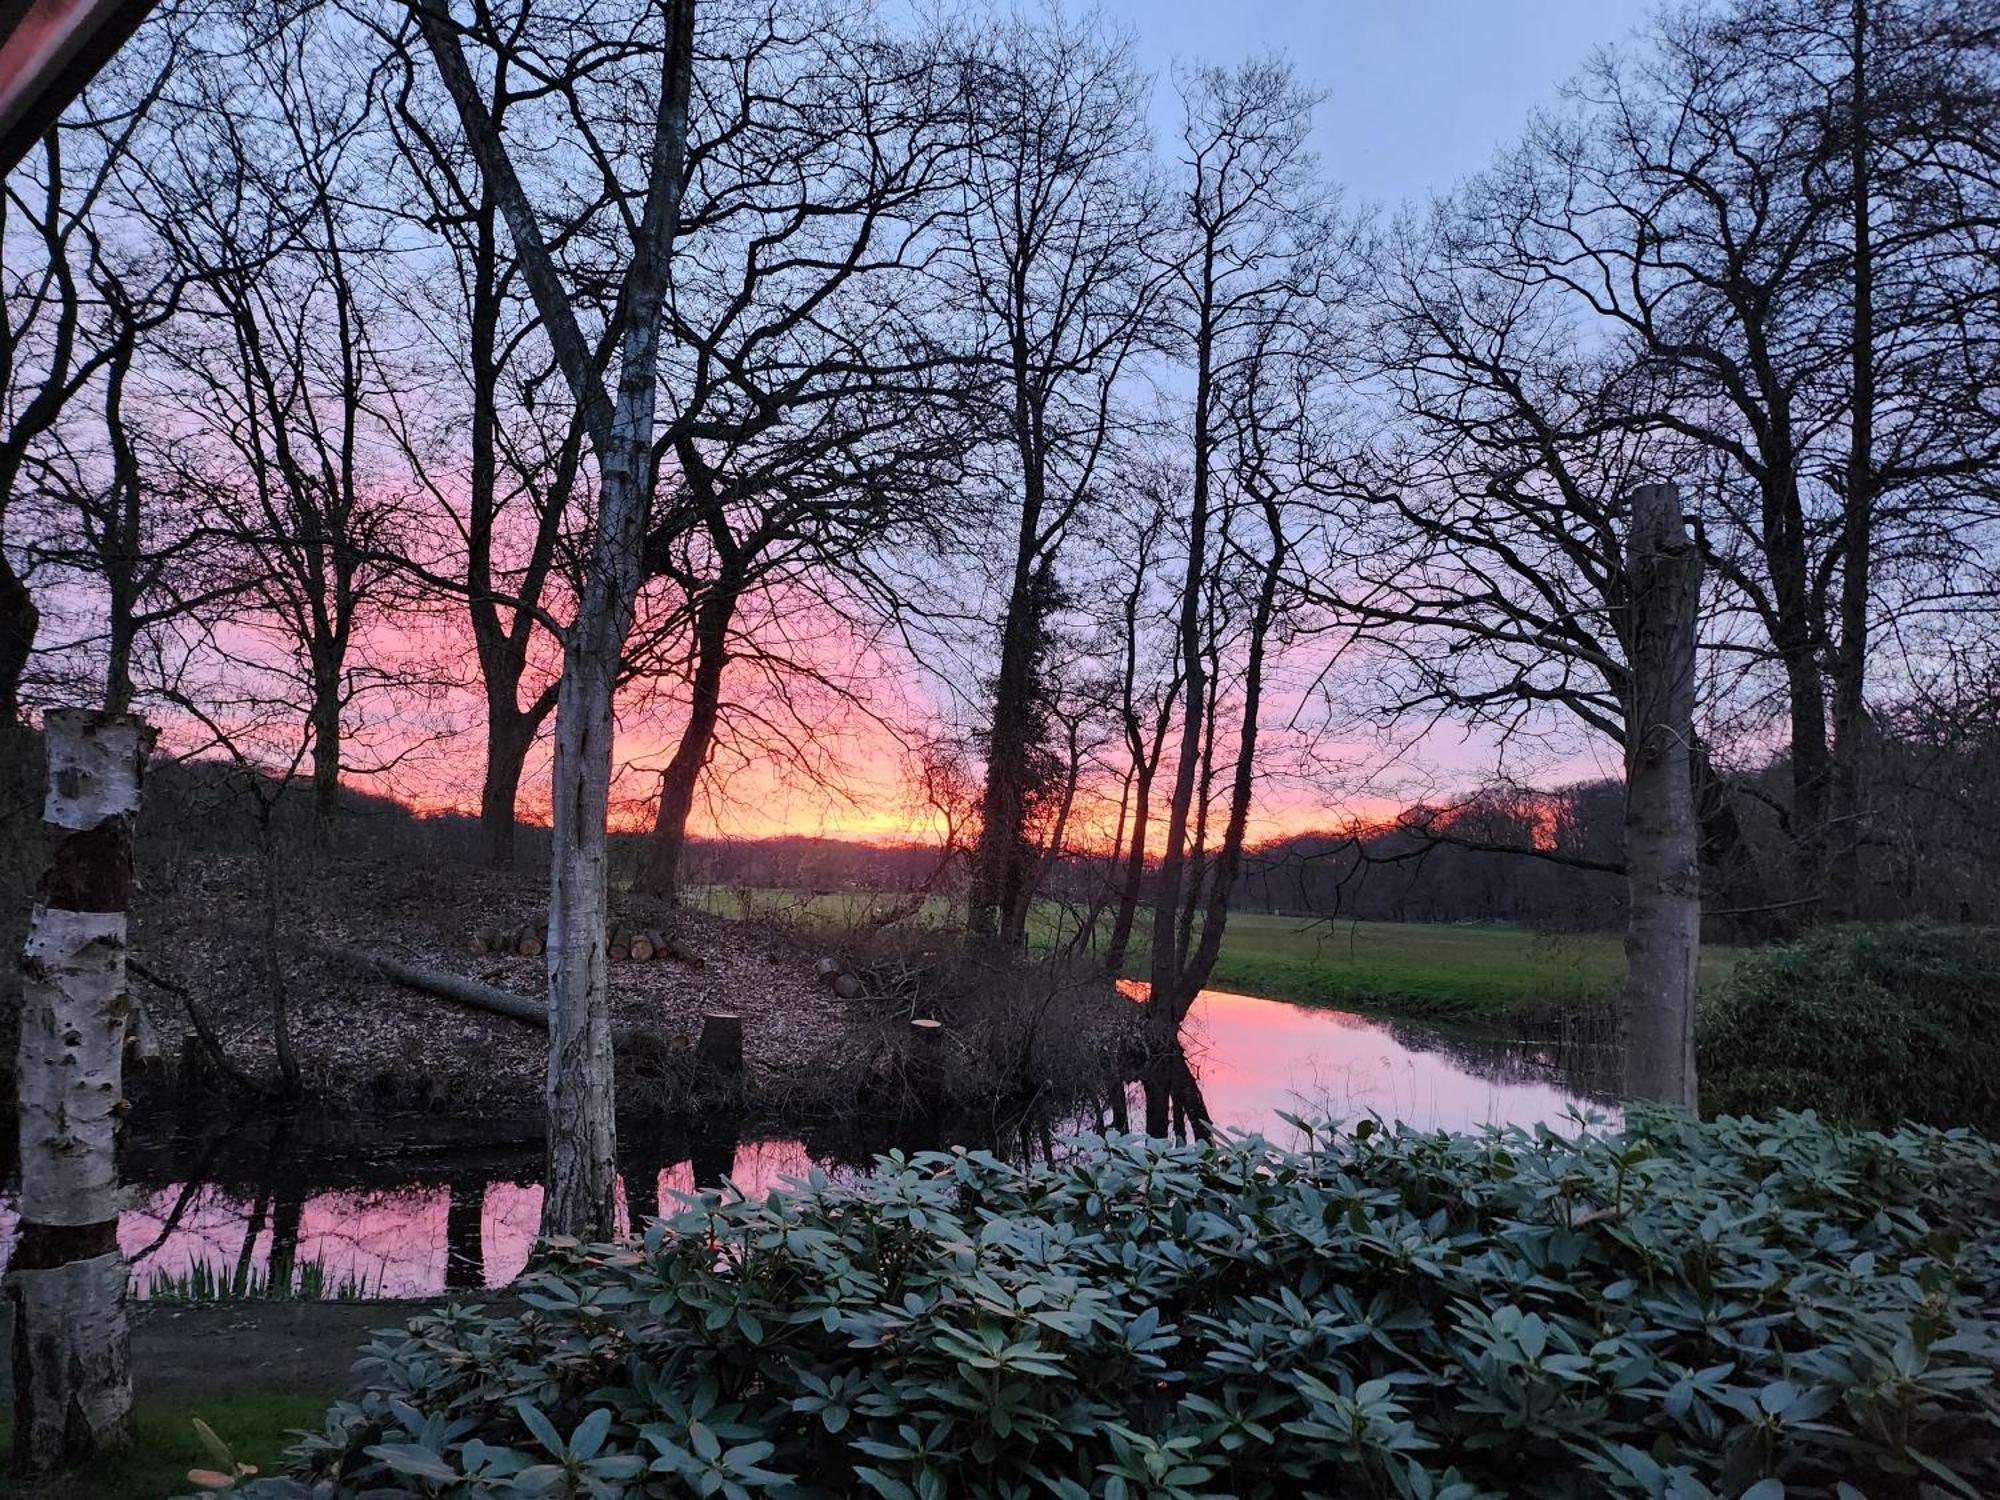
[695,1012,744,1076]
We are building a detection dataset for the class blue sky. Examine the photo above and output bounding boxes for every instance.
[1093,0,1655,207]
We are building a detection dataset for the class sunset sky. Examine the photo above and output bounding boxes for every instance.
[606,4,1646,846]
[50,1,1650,848]
[343,2,1651,847]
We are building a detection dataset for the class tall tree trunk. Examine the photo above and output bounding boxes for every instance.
[637,576,737,901]
[1103,764,1153,975]
[0,550,38,723]
[1827,0,1874,922]
[1178,505,1284,1019]
[1147,253,1217,1037]
[412,0,695,1244]
[544,551,640,1242]
[1621,484,1702,1108]
[7,710,152,1475]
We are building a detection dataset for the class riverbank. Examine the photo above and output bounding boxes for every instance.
[1138,912,1739,1023]
[691,887,1740,1026]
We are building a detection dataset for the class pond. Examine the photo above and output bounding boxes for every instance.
[0,989,1614,1301]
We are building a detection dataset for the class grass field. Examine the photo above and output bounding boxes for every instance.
[1,1391,333,1499]
[687,886,1738,1023]
[1122,911,1735,1021]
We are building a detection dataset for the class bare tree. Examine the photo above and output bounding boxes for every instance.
[950,10,1159,950]
[405,0,696,1240]
[627,1,972,901]
[1321,182,1716,1101]
[0,16,188,722]
[375,20,582,869]
[1146,59,1354,1031]
[138,9,415,832]
[1488,0,2000,914]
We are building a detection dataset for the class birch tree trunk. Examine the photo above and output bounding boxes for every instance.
[7,710,153,1475]
[1621,483,1702,1107]
[413,0,696,1242]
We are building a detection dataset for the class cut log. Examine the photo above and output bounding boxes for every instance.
[629,930,656,962]
[516,928,543,958]
[695,1012,744,1075]
[607,926,631,962]
[833,971,865,1000]
[336,948,549,1026]
[326,946,660,1049]
[814,957,844,987]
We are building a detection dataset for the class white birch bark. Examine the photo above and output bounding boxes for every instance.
[8,709,150,1473]
[411,0,696,1241]
[1621,484,1702,1108]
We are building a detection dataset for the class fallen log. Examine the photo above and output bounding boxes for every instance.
[332,946,551,1028]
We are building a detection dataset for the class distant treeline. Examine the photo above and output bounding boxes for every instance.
[672,702,2000,940]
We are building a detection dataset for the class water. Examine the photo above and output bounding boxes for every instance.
[0,989,1612,1300]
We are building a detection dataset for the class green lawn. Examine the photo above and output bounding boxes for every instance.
[1,1391,332,1500]
[1123,911,1735,1020]
[689,885,1738,1023]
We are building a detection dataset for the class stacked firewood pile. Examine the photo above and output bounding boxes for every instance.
[466,924,689,962]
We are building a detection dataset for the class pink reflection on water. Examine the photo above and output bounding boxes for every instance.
[1,1154,767,1300]
[1,991,1605,1299]
[481,1181,542,1288]
[1179,988,1604,1140]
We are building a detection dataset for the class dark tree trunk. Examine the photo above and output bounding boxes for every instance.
[480,712,534,871]
[0,550,38,723]
[309,671,341,830]
[967,566,1043,946]
[1827,0,1874,922]
[1103,765,1153,974]
[637,575,737,901]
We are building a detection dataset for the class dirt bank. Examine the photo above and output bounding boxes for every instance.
[131,851,849,1117]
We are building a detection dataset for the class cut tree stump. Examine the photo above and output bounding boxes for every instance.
[695,1012,744,1075]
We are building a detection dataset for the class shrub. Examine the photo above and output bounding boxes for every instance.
[219,1112,2000,1499]
[1698,922,2000,1131]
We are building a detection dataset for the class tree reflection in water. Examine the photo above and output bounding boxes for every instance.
[0,989,1606,1297]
